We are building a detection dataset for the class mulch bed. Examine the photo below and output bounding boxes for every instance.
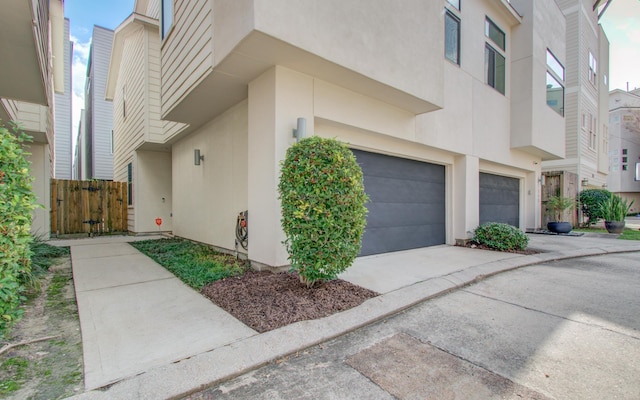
[200,271,379,333]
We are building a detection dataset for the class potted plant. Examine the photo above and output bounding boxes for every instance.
[546,195,574,233]
[600,194,634,234]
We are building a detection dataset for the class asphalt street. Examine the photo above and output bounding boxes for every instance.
[184,252,640,400]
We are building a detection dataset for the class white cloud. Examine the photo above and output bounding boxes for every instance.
[70,35,91,151]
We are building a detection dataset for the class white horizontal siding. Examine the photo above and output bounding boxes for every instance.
[54,20,72,179]
[161,0,213,117]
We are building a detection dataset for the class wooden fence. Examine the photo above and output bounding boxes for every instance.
[50,179,128,236]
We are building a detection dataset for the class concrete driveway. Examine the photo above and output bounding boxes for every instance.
[188,252,640,400]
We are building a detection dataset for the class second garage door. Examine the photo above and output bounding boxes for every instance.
[352,150,446,256]
[479,172,520,227]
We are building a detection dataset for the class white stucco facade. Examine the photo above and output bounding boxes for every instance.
[108,0,575,269]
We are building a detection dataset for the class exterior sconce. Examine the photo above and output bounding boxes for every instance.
[194,149,204,165]
[539,175,546,185]
[292,117,307,142]
[581,178,589,187]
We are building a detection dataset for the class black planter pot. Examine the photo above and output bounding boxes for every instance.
[547,221,572,234]
[605,221,625,234]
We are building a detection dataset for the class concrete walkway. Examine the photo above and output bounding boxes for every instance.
[55,233,640,400]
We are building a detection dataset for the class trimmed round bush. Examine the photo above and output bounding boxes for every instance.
[473,222,528,251]
[578,189,611,226]
[0,123,37,337]
[278,136,368,287]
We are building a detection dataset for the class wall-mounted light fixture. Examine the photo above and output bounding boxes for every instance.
[581,178,589,187]
[539,175,546,185]
[194,149,204,165]
[292,117,307,142]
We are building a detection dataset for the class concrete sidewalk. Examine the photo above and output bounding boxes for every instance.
[59,233,640,400]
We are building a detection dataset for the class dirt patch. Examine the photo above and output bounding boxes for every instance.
[201,271,378,333]
[0,257,83,399]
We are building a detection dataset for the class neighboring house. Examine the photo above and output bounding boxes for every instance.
[542,0,611,191]
[106,0,187,234]
[0,0,65,238]
[72,109,85,180]
[80,26,114,180]
[607,89,640,209]
[54,18,73,180]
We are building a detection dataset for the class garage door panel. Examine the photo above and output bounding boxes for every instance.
[365,203,446,228]
[361,224,446,256]
[352,149,446,256]
[479,173,520,227]
[364,176,445,204]
[354,151,445,182]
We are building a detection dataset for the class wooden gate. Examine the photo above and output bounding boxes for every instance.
[542,171,579,227]
[50,179,128,236]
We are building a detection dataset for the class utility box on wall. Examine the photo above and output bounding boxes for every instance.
[542,171,579,227]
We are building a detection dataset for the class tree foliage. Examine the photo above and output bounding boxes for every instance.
[278,136,368,287]
[0,123,37,337]
[578,189,611,225]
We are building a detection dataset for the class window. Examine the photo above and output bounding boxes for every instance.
[622,148,628,155]
[447,0,460,9]
[484,18,505,94]
[122,86,126,119]
[445,10,460,65]
[485,45,505,94]
[588,51,597,85]
[623,157,628,163]
[485,18,505,51]
[127,162,133,206]
[622,164,628,171]
[635,163,640,181]
[110,130,114,154]
[161,0,173,39]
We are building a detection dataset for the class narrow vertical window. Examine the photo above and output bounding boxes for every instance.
[588,51,597,85]
[546,49,565,116]
[447,0,460,10]
[122,86,126,119]
[161,0,173,39]
[484,18,505,94]
[127,162,133,206]
[445,11,460,65]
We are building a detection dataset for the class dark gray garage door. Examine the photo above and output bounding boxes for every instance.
[479,173,520,227]
[352,150,446,256]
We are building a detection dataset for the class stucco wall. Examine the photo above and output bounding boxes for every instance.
[134,150,172,232]
[172,100,248,252]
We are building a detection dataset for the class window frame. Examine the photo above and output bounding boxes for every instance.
[484,17,506,95]
[588,51,597,85]
[447,0,460,10]
[545,49,565,116]
[444,9,461,65]
[127,162,133,206]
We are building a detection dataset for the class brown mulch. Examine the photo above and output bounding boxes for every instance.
[200,271,378,333]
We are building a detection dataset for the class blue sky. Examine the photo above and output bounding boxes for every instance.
[64,0,640,144]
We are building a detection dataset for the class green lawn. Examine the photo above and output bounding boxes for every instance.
[130,238,248,290]
[573,227,640,240]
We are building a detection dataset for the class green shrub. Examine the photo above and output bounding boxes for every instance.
[278,136,368,287]
[599,193,634,222]
[473,222,529,251]
[0,123,38,337]
[579,189,611,226]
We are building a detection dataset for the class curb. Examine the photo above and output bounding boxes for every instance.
[66,245,640,400]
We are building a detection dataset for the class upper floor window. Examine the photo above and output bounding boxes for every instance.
[161,0,173,39]
[485,18,505,51]
[546,49,564,116]
[485,17,505,95]
[447,0,460,10]
[445,10,460,65]
[588,51,597,85]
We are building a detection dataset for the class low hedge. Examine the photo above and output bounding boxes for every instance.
[473,222,529,251]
